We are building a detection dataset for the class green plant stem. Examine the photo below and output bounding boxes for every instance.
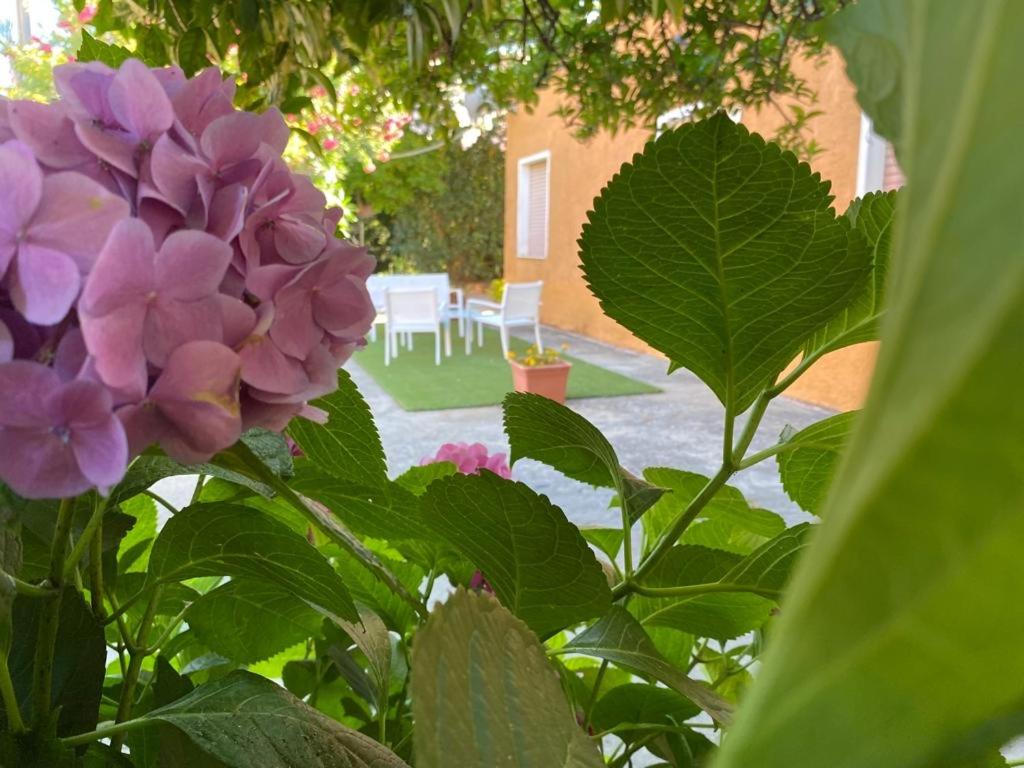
[63,495,105,580]
[0,655,25,733]
[190,473,207,504]
[89,512,105,617]
[736,441,797,470]
[296,492,427,620]
[768,348,825,398]
[730,392,771,464]
[629,581,781,601]
[61,716,149,748]
[620,504,634,578]
[621,465,733,592]
[142,489,178,514]
[614,385,777,599]
[11,576,58,599]
[31,496,75,725]
[111,586,163,749]
[583,659,609,732]
[138,604,190,655]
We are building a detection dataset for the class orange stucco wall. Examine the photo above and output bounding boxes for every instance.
[503,49,877,412]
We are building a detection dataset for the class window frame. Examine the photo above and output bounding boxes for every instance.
[516,150,551,260]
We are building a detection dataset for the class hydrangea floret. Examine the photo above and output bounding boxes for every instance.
[420,442,511,479]
[0,59,375,498]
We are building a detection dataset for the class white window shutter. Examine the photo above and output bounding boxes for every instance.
[516,152,550,258]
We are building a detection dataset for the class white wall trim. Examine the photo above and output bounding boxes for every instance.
[856,111,887,196]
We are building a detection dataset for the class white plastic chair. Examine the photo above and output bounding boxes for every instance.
[385,287,451,366]
[465,281,544,357]
[367,273,463,341]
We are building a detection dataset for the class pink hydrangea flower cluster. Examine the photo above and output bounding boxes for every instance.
[420,442,511,479]
[0,59,375,499]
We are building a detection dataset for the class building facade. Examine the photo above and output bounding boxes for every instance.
[502,49,901,411]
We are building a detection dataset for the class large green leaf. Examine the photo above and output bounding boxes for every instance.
[715,3,1024,767]
[147,504,358,623]
[10,588,105,737]
[802,191,899,359]
[410,589,603,768]
[560,607,732,724]
[503,392,619,487]
[825,0,909,149]
[289,464,430,542]
[631,546,772,641]
[503,392,664,521]
[642,468,784,555]
[420,473,611,636]
[393,462,457,496]
[590,683,699,734]
[634,527,810,640]
[777,412,857,515]
[288,370,388,488]
[184,580,323,664]
[133,671,409,767]
[579,112,872,412]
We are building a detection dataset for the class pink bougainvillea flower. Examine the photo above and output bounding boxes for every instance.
[79,218,232,392]
[420,442,512,479]
[120,340,242,463]
[268,244,375,358]
[0,361,127,498]
[0,140,129,324]
[78,5,97,23]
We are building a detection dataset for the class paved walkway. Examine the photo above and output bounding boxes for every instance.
[351,325,830,529]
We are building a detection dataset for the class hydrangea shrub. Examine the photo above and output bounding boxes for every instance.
[0,59,374,498]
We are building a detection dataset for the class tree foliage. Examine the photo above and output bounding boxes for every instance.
[355,132,505,282]
[86,0,846,139]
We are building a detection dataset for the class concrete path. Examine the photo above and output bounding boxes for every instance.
[350,325,831,529]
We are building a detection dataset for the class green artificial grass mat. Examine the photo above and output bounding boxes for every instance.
[353,328,660,411]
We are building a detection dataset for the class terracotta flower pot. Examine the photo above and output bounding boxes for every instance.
[509,360,572,404]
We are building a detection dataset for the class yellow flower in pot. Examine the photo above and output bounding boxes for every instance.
[507,345,572,403]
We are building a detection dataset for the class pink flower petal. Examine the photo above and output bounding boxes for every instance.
[0,141,42,244]
[201,112,262,168]
[171,67,235,138]
[148,133,207,215]
[108,59,174,141]
[11,243,81,325]
[239,333,309,394]
[258,108,290,154]
[73,121,137,176]
[71,413,128,489]
[206,183,247,241]
[79,218,155,316]
[7,101,93,169]
[0,427,91,498]
[154,229,231,299]
[269,282,321,358]
[149,340,241,459]
[0,361,60,426]
[144,296,223,368]
[0,321,11,363]
[28,170,130,273]
[219,295,256,348]
[274,217,326,264]
[80,305,148,392]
